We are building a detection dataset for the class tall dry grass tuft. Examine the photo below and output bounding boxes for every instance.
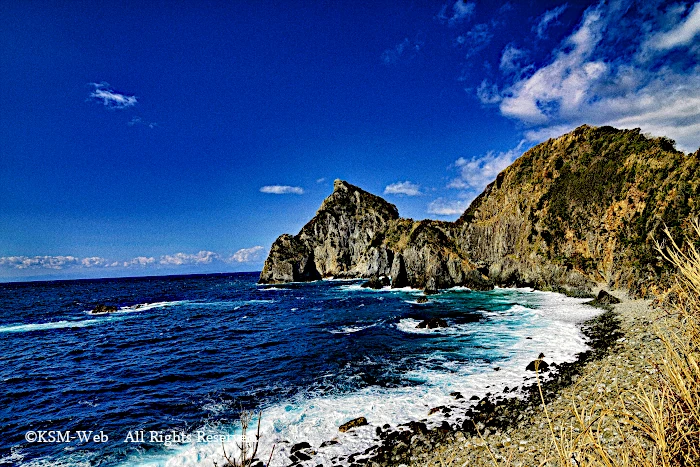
[641,220,700,466]
[539,220,700,467]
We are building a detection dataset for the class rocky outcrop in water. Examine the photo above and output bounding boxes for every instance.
[90,304,118,314]
[260,126,700,297]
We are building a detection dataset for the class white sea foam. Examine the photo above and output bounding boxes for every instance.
[0,319,102,333]
[329,321,383,334]
[120,288,601,467]
[120,300,188,312]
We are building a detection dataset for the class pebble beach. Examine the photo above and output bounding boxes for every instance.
[365,289,664,467]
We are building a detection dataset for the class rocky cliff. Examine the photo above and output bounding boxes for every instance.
[260,125,700,297]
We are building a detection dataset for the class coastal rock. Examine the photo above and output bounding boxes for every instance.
[290,442,311,454]
[526,353,550,372]
[416,296,428,303]
[416,318,448,329]
[91,304,118,314]
[339,417,368,432]
[260,180,399,284]
[260,126,700,297]
[596,290,621,305]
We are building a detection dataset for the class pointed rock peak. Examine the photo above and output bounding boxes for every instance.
[333,179,354,192]
[321,180,399,219]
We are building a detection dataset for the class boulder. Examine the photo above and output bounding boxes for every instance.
[339,417,368,432]
[290,442,311,454]
[361,276,390,289]
[416,296,429,303]
[416,317,448,329]
[596,290,621,305]
[91,304,118,314]
[526,353,550,372]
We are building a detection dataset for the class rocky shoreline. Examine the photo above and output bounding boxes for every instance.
[348,293,622,467]
[360,290,659,467]
[278,288,643,467]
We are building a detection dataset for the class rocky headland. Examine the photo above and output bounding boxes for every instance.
[257,125,699,466]
[260,125,699,298]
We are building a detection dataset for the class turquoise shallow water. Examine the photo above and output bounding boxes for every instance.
[0,273,598,466]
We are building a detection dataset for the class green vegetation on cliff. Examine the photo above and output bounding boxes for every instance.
[260,125,700,297]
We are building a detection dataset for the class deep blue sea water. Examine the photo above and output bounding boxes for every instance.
[0,273,599,466]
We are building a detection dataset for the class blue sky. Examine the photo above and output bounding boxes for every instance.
[1,0,699,281]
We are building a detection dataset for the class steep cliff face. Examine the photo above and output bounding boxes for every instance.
[259,180,399,283]
[260,125,700,297]
[456,125,700,297]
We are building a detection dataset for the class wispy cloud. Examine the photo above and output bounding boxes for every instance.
[499,44,529,75]
[448,141,526,192]
[230,246,265,263]
[128,116,157,128]
[643,2,700,52]
[484,1,700,152]
[534,4,568,38]
[381,37,424,64]
[427,140,527,219]
[476,79,501,104]
[89,82,137,109]
[456,23,494,58]
[384,181,421,196]
[427,198,470,217]
[260,185,305,195]
[438,1,476,26]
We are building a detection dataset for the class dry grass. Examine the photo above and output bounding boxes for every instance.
[547,220,700,467]
[466,220,700,467]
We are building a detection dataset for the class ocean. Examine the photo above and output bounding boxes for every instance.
[0,272,599,466]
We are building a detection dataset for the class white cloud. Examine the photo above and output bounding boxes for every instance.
[128,116,157,128]
[260,185,305,195]
[489,1,700,152]
[316,177,326,184]
[644,2,700,52]
[81,257,109,268]
[89,82,137,109]
[0,255,81,270]
[124,256,156,267]
[499,44,528,75]
[427,198,471,216]
[456,23,494,58]
[534,4,568,38]
[384,181,422,196]
[0,251,250,272]
[440,1,476,26]
[230,246,265,263]
[476,79,501,104]
[159,251,219,266]
[448,141,526,192]
[381,37,423,64]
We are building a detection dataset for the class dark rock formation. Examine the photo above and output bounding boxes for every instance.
[339,416,368,432]
[526,353,550,372]
[596,290,621,305]
[290,442,311,454]
[260,126,700,297]
[416,317,448,329]
[416,296,429,303]
[90,304,118,314]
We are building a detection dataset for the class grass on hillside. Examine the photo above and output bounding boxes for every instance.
[462,220,700,467]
